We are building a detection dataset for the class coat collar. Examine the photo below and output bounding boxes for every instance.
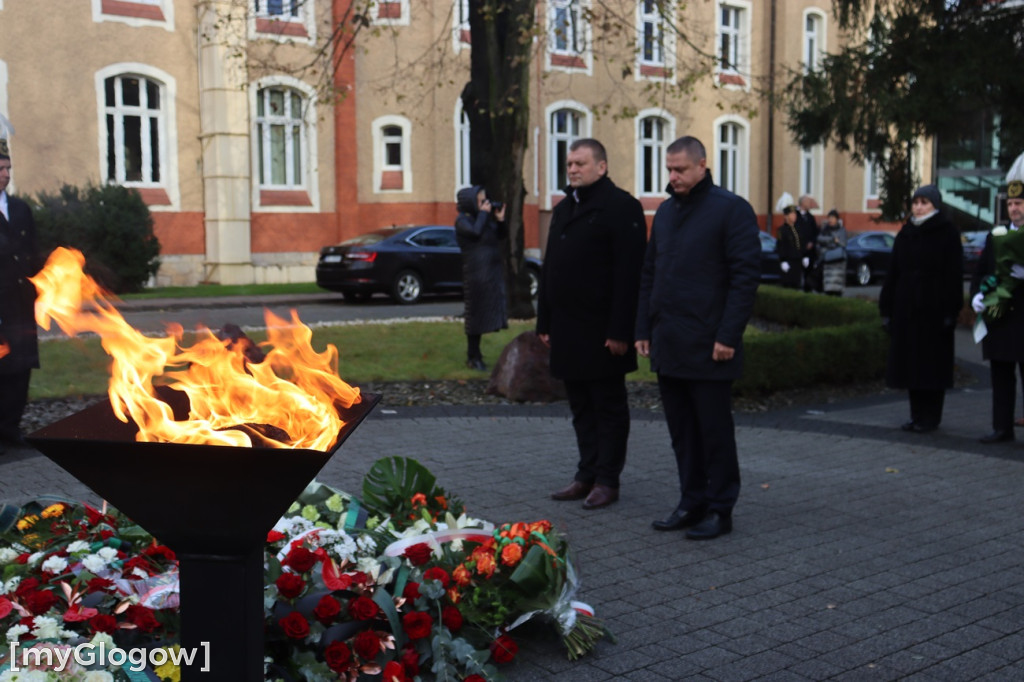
[665,170,713,205]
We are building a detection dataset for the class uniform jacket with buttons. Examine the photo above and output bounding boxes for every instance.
[0,193,41,374]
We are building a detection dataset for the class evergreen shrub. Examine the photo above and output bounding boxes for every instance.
[32,183,161,293]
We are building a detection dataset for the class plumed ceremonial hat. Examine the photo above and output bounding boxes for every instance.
[775,191,795,214]
[1006,151,1024,200]
[0,113,12,160]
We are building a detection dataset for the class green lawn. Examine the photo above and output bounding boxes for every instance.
[121,282,323,300]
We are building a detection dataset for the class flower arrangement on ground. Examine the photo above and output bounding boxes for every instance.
[0,458,608,680]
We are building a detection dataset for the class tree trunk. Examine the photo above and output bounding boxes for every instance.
[462,0,535,319]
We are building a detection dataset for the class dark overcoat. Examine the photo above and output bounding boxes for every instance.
[0,195,40,375]
[455,186,508,336]
[879,212,963,389]
[776,221,803,289]
[970,227,1024,363]
[536,175,646,381]
[635,171,761,381]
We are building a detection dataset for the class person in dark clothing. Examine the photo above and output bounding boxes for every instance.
[635,136,760,540]
[879,184,963,433]
[537,138,647,510]
[0,130,41,454]
[970,151,1024,443]
[796,195,820,292]
[454,185,508,371]
[776,204,803,289]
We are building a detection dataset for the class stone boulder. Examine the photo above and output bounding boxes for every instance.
[486,331,566,402]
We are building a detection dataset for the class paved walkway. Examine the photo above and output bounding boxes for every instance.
[2,329,1023,680]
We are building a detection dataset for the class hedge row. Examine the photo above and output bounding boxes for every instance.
[735,285,887,395]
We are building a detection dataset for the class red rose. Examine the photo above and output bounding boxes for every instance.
[313,594,342,625]
[324,641,353,673]
[14,553,29,565]
[402,582,421,602]
[14,578,40,596]
[122,556,153,577]
[348,595,380,621]
[490,634,518,664]
[352,629,381,660]
[441,605,463,632]
[279,611,310,639]
[400,645,420,676]
[143,544,176,562]
[22,589,59,616]
[284,546,317,573]
[266,530,286,543]
[382,660,407,682]
[89,613,119,634]
[86,577,114,593]
[124,604,161,633]
[403,543,432,566]
[275,573,306,600]
[464,676,486,682]
[401,611,433,640]
[99,530,114,540]
[423,566,450,588]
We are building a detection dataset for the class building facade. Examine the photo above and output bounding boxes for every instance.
[0,0,908,286]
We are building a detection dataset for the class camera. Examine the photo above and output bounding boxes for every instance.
[490,201,503,211]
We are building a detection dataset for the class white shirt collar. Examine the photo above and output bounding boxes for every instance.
[0,191,8,221]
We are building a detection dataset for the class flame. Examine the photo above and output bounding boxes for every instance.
[0,342,8,360]
[31,247,360,450]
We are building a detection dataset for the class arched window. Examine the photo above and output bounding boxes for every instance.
[713,116,749,198]
[549,108,581,192]
[637,115,668,195]
[803,10,826,73]
[372,115,412,193]
[454,100,471,191]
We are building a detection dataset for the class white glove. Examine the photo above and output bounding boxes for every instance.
[1012,264,1024,280]
[972,292,986,313]
[780,261,790,273]
[802,257,810,268]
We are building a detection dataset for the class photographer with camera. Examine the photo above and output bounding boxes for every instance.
[454,185,508,370]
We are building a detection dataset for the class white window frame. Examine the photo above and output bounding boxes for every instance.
[95,63,180,211]
[249,0,316,43]
[90,0,174,31]
[250,76,319,211]
[800,144,824,207]
[372,0,410,26]
[454,98,472,193]
[715,0,750,90]
[546,0,592,74]
[636,0,675,79]
[545,101,592,206]
[802,9,826,73]
[713,115,750,199]
[0,59,10,193]
[864,158,882,209]
[453,0,471,50]
[635,109,676,198]
[372,115,412,193]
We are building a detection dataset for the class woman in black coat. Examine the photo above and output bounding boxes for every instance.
[454,186,508,370]
[879,184,963,432]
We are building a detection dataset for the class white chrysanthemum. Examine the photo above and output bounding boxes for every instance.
[66,540,90,554]
[96,547,119,562]
[331,537,358,563]
[355,535,377,553]
[82,554,107,573]
[27,551,45,565]
[89,632,116,649]
[5,623,29,642]
[2,577,21,595]
[83,672,116,682]
[41,555,68,575]
[31,616,61,640]
[993,226,1009,237]
[0,548,18,565]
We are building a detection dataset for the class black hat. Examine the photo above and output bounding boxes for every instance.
[911,184,942,208]
[827,209,840,219]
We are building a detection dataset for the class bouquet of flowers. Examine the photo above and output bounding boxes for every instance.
[1,458,608,681]
[977,225,1024,322]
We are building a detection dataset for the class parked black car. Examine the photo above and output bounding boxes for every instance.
[962,230,988,279]
[845,231,895,286]
[759,231,782,282]
[315,225,542,304]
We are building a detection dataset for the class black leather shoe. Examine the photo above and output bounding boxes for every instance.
[466,358,487,371]
[582,484,619,510]
[550,480,592,501]
[900,421,917,432]
[685,511,732,540]
[910,423,937,433]
[980,430,1015,444]
[652,508,706,531]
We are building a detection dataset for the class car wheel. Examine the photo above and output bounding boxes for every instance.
[855,262,872,286]
[525,265,540,299]
[391,270,423,304]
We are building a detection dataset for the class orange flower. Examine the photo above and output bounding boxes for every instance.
[446,586,461,604]
[528,520,552,535]
[434,495,448,510]
[452,564,472,587]
[500,543,523,567]
[474,551,496,578]
[41,504,67,519]
[16,515,39,531]
[410,493,428,507]
[506,522,529,540]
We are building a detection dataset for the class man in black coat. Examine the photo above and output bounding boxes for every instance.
[796,195,820,292]
[635,136,760,540]
[970,151,1024,443]
[0,136,41,454]
[537,138,647,510]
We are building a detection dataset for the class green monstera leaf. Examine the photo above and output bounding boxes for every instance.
[361,456,438,519]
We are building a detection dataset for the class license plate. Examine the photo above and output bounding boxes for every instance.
[322,255,342,263]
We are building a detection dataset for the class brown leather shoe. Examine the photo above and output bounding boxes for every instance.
[550,480,592,501]
[582,484,619,510]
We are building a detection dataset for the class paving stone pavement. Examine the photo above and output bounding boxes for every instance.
[2,332,1023,680]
